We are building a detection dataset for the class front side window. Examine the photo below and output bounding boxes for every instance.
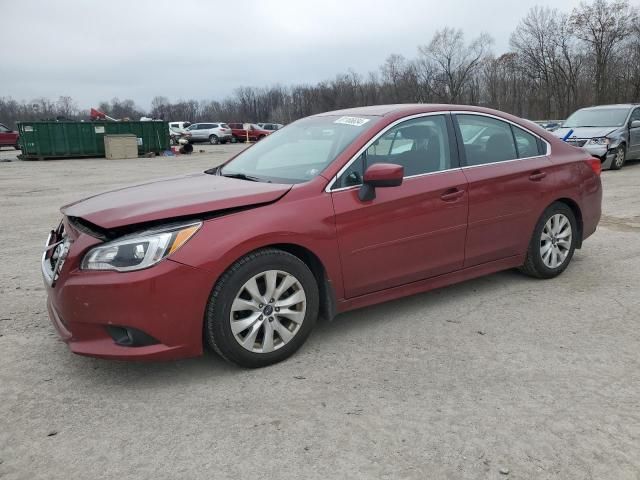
[457,115,517,166]
[335,115,452,188]
[219,115,376,184]
[630,108,640,124]
[186,124,197,130]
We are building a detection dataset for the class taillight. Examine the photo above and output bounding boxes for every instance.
[586,158,601,176]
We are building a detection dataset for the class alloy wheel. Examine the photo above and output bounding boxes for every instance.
[230,270,306,353]
[614,147,625,168]
[540,213,572,269]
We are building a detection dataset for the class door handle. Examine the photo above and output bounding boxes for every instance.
[440,188,465,202]
[529,170,547,181]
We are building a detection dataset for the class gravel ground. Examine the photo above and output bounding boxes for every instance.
[1,145,639,479]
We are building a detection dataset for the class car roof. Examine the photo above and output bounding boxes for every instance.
[312,103,521,117]
[578,104,638,110]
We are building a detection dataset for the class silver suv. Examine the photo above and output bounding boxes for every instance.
[554,104,640,170]
[186,122,233,144]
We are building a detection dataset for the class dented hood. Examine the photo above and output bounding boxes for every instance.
[62,173,292,229]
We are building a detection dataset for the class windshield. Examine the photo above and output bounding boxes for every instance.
[219,115,377,183]
[563,108,630,128]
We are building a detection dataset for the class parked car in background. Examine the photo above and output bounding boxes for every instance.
[186,123,233,144]
[257,123,284,131]
[0,123,19,149]
[169,127,191,145]
[228,123,271,142]
[41,104,602,368]
[169,121,191,131]
[533,120,563,132]
[554,104,640,170]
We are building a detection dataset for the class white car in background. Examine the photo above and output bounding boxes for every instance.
[169,121,191,130]
[185,122,233,144]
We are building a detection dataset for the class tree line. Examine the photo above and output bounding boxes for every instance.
[1,0,638,130]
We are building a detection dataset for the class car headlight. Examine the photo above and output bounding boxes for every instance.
[81,221,201,272]
[586,137,610,146]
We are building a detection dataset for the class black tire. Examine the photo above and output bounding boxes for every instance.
[519,202,578,279]
[205,249,319,368]
[169,137,176,146]
[610,144,626,170]
[209,134,219,145]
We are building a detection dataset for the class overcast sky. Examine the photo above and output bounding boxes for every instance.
[1,0,590,110]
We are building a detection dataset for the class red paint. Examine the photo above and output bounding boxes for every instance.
[43,104,602,361]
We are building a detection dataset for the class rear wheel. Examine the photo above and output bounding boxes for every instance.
[209,134,219,145]
[519,202,577,279]
[205,249,319,368]
[610,144,626,170]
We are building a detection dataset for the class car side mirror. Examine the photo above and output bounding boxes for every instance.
[358,163,404,201]
[631,120,640,129]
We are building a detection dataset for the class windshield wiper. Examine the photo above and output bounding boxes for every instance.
[220,172,265,182]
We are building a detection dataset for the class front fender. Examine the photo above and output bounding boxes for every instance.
[169,190,345,300]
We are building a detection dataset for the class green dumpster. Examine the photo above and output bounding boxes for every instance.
[16,121,170,160]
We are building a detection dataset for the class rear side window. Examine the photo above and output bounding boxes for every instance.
[211,124,219,128]
[512,126,542,158]
[456,115,546,164]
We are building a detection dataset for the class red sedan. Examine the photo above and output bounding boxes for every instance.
[42,105,602,368]
[228,123,271,142]
[0,123,20,149]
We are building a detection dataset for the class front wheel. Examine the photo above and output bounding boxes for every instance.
[205,249,319,368]
[519,202,578,279]
[209,134,219,145]
[610,145,626,170]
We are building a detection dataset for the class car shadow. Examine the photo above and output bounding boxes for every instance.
[63,269,532,387]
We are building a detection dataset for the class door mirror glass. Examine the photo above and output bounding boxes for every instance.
[359,163,404,201]
[631,120,640,129]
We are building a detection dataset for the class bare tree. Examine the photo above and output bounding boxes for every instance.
[570,0,638,103]
[419,28,493,103]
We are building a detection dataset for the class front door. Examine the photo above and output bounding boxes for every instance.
[331,114,468,299]
[628,107,640,159]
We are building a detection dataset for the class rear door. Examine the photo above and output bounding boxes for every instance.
[453,113,552,267]
[331,113,469,298]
